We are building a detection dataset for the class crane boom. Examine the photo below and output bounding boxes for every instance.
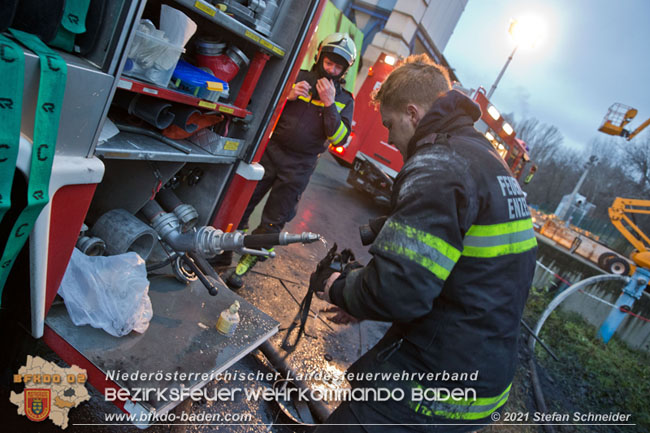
[608,197,650,268]
[628,117,650,140]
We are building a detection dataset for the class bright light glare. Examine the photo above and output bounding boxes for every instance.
[384,55,396,65]
[487,105,500,120]
[502,122,514,135]
[485,132,495,141]
[509,16,545,49]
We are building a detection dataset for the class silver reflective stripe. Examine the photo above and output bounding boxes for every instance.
[390,236,457,272]
[464,227,535,248]
[329,121,348,145]
[462,219,537,258]
[374,220,460,280]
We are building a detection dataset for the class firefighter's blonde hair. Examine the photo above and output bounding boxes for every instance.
[373,54,451,111]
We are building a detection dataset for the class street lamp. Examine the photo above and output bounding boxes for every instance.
[486,16,544,100]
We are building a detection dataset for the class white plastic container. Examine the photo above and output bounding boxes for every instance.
[124,30,184,87]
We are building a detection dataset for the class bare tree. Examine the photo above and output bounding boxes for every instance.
[504,118,650,252]
[515,117,564,164]
[618,135,650,191]
[581,138,624,215]
[509,117,567,209]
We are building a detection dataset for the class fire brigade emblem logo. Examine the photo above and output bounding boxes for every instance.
[10,356,90,429]
[25,389,51,422]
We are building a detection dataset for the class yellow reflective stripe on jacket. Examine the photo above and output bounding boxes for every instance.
[462,218,537,258]
[297,95,347,112]
[410,383,511,420]
[375,221,461,281]
[297,95,324,106]
[328,121,348,145]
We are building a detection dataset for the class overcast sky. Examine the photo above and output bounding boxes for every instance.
[443,0,650,153]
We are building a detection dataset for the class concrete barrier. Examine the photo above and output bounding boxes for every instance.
[533,239,650,353]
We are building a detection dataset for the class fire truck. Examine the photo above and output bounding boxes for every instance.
[330,52,536,201]
[0,0,332,424]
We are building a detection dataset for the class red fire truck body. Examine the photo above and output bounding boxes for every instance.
[1,0,330,424]
[330,53,534,201]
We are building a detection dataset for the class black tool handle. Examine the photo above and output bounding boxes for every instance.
[243,233,280,249]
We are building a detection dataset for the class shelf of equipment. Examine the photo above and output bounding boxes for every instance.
[117,77,251,118]
[95,131,238,164]
[173,0,286,57]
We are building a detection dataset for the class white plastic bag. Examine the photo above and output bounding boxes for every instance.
[58,248,153,337]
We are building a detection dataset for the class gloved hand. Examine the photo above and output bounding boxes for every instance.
[282,245,361,352]
[310,244,341,300]
[313,244,362,304]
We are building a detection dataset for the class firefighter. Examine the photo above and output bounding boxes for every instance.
[224,33,356,289]
[315,54,537,431]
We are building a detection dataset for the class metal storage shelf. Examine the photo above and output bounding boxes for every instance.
[173,0,286,58]
[45,276,279,417]
[117,78,251,118]
[95,131,238,164]
[19,48,116,158]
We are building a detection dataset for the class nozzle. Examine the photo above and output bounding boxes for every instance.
[278,232,321,245]
[243,232,321,249]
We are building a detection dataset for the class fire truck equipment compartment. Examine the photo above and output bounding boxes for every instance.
[45,277,278,416]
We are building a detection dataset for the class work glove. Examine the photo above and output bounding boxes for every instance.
[310,244,341,298]
[313,244,362,325]
[311,244,360,297]
[282,244,359,351]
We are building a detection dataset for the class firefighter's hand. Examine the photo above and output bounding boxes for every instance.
[321,306,360,325]
[315,271,340,304]
[288,81,311,101]
[316,78,336,107]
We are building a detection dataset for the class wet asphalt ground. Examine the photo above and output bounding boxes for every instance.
[1,152,392,432]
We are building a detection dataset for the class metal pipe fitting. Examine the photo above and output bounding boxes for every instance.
[143,201,223,254]
[156,189,199,232]
[174,204,199,232]
[242,232,320,249]
[143,199,321,260]
[151,212,182,243]
[277,231,321,245]
[76,236,106,256]
[213,231,246,252]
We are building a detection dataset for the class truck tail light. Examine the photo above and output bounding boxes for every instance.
[334,146,344,154]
